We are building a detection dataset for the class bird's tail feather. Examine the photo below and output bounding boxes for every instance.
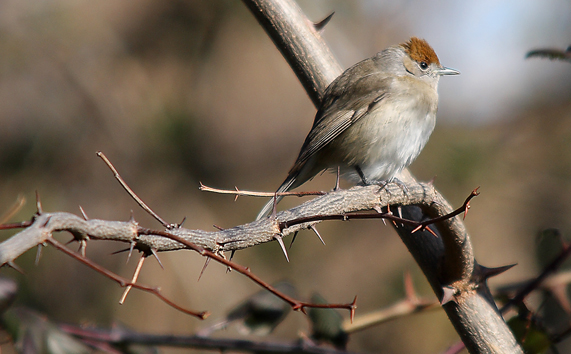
[256,175,297,220]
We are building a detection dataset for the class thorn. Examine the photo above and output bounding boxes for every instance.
[79,206,89,220]
[6,261,24,274]
[150,248,164,269]
[274,235,290,262]
[373,206,387,225]
[179,217,186,227]
[314,11,335,32]
[213,224,225,231]
[234,187,240,201]
[229,250,235,262]
[35,191,43,214]
[334,166,341,191]
[198,257,211,281]
[350,296,358,323]
[397,206,403,219]
[478,264,517,281]
[79,239,87,257]
[411,225,423,233]
[129,211,136,223]
[127,242,135,263]
[120,255,146,304]
[425,226,438,238]
[289,231,299,249]
[441,287,456,305]
[463,204,471,220]
[35,244,43,265]
[308,225,325,245]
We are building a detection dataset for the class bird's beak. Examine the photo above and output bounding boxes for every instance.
[436,66,460,76]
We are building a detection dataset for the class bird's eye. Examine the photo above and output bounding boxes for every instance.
[419,61,428,70]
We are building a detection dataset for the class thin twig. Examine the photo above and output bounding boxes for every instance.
[46,237,209,319]
[138,226,357,319]
[97,151,170,228]
[199,182,326,198]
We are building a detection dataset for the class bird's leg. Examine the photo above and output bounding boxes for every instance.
[355,165,371,185]
[390,177,409,196]
[333,166,341,191]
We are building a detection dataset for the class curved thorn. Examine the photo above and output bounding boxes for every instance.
[314,11,335,32]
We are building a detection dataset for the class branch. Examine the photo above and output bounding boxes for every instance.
[240,0,521,353]
[60,324,362,354]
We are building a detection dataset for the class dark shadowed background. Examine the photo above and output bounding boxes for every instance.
[0,0,570,352]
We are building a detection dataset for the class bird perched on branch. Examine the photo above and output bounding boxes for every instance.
[257,37,459,219]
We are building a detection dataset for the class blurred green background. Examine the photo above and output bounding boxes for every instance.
[0,0,571,352]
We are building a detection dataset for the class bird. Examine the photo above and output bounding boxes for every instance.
[196,281,297,337]
[308,293,349,349]
[257,37,459,220]
[526,45,571,63]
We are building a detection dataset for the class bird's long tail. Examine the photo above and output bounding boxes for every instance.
[256,175,297,220]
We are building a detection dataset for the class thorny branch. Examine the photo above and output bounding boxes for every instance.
[46,236,209,319]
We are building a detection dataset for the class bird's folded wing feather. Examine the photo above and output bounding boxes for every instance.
[292,74,393,168]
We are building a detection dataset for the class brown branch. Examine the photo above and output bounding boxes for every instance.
[46,237,209,319]
[60,324,363,354]
[138,226,357,318]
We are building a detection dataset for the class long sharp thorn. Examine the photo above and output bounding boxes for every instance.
[234,187,239,202]
[35,244,43,265]
[397,206,403,219]
[309,225,325,245]
[6,261,24,274]
[275,236,289,262]
[426,226,438,238]
[179,217,186,227]
[198,257,211,281]
[127,242,135,264]
[334,166,341,191]
[120,255,146,304]
[229,250,235,262]
[289,231,299,249]
[79,205,88,220]
[213,224,225,231]
[150,248,164,269]
[314,11,335,32]
[35,191,43,214]
[79,239,87,257]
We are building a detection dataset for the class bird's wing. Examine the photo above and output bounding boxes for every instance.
[291,73,393,170]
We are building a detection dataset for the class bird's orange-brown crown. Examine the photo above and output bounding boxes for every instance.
[402,37,440,66]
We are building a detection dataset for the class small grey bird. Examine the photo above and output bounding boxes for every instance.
[308,293,349,350]
[257,37,458,220]
[197,281,297,337]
